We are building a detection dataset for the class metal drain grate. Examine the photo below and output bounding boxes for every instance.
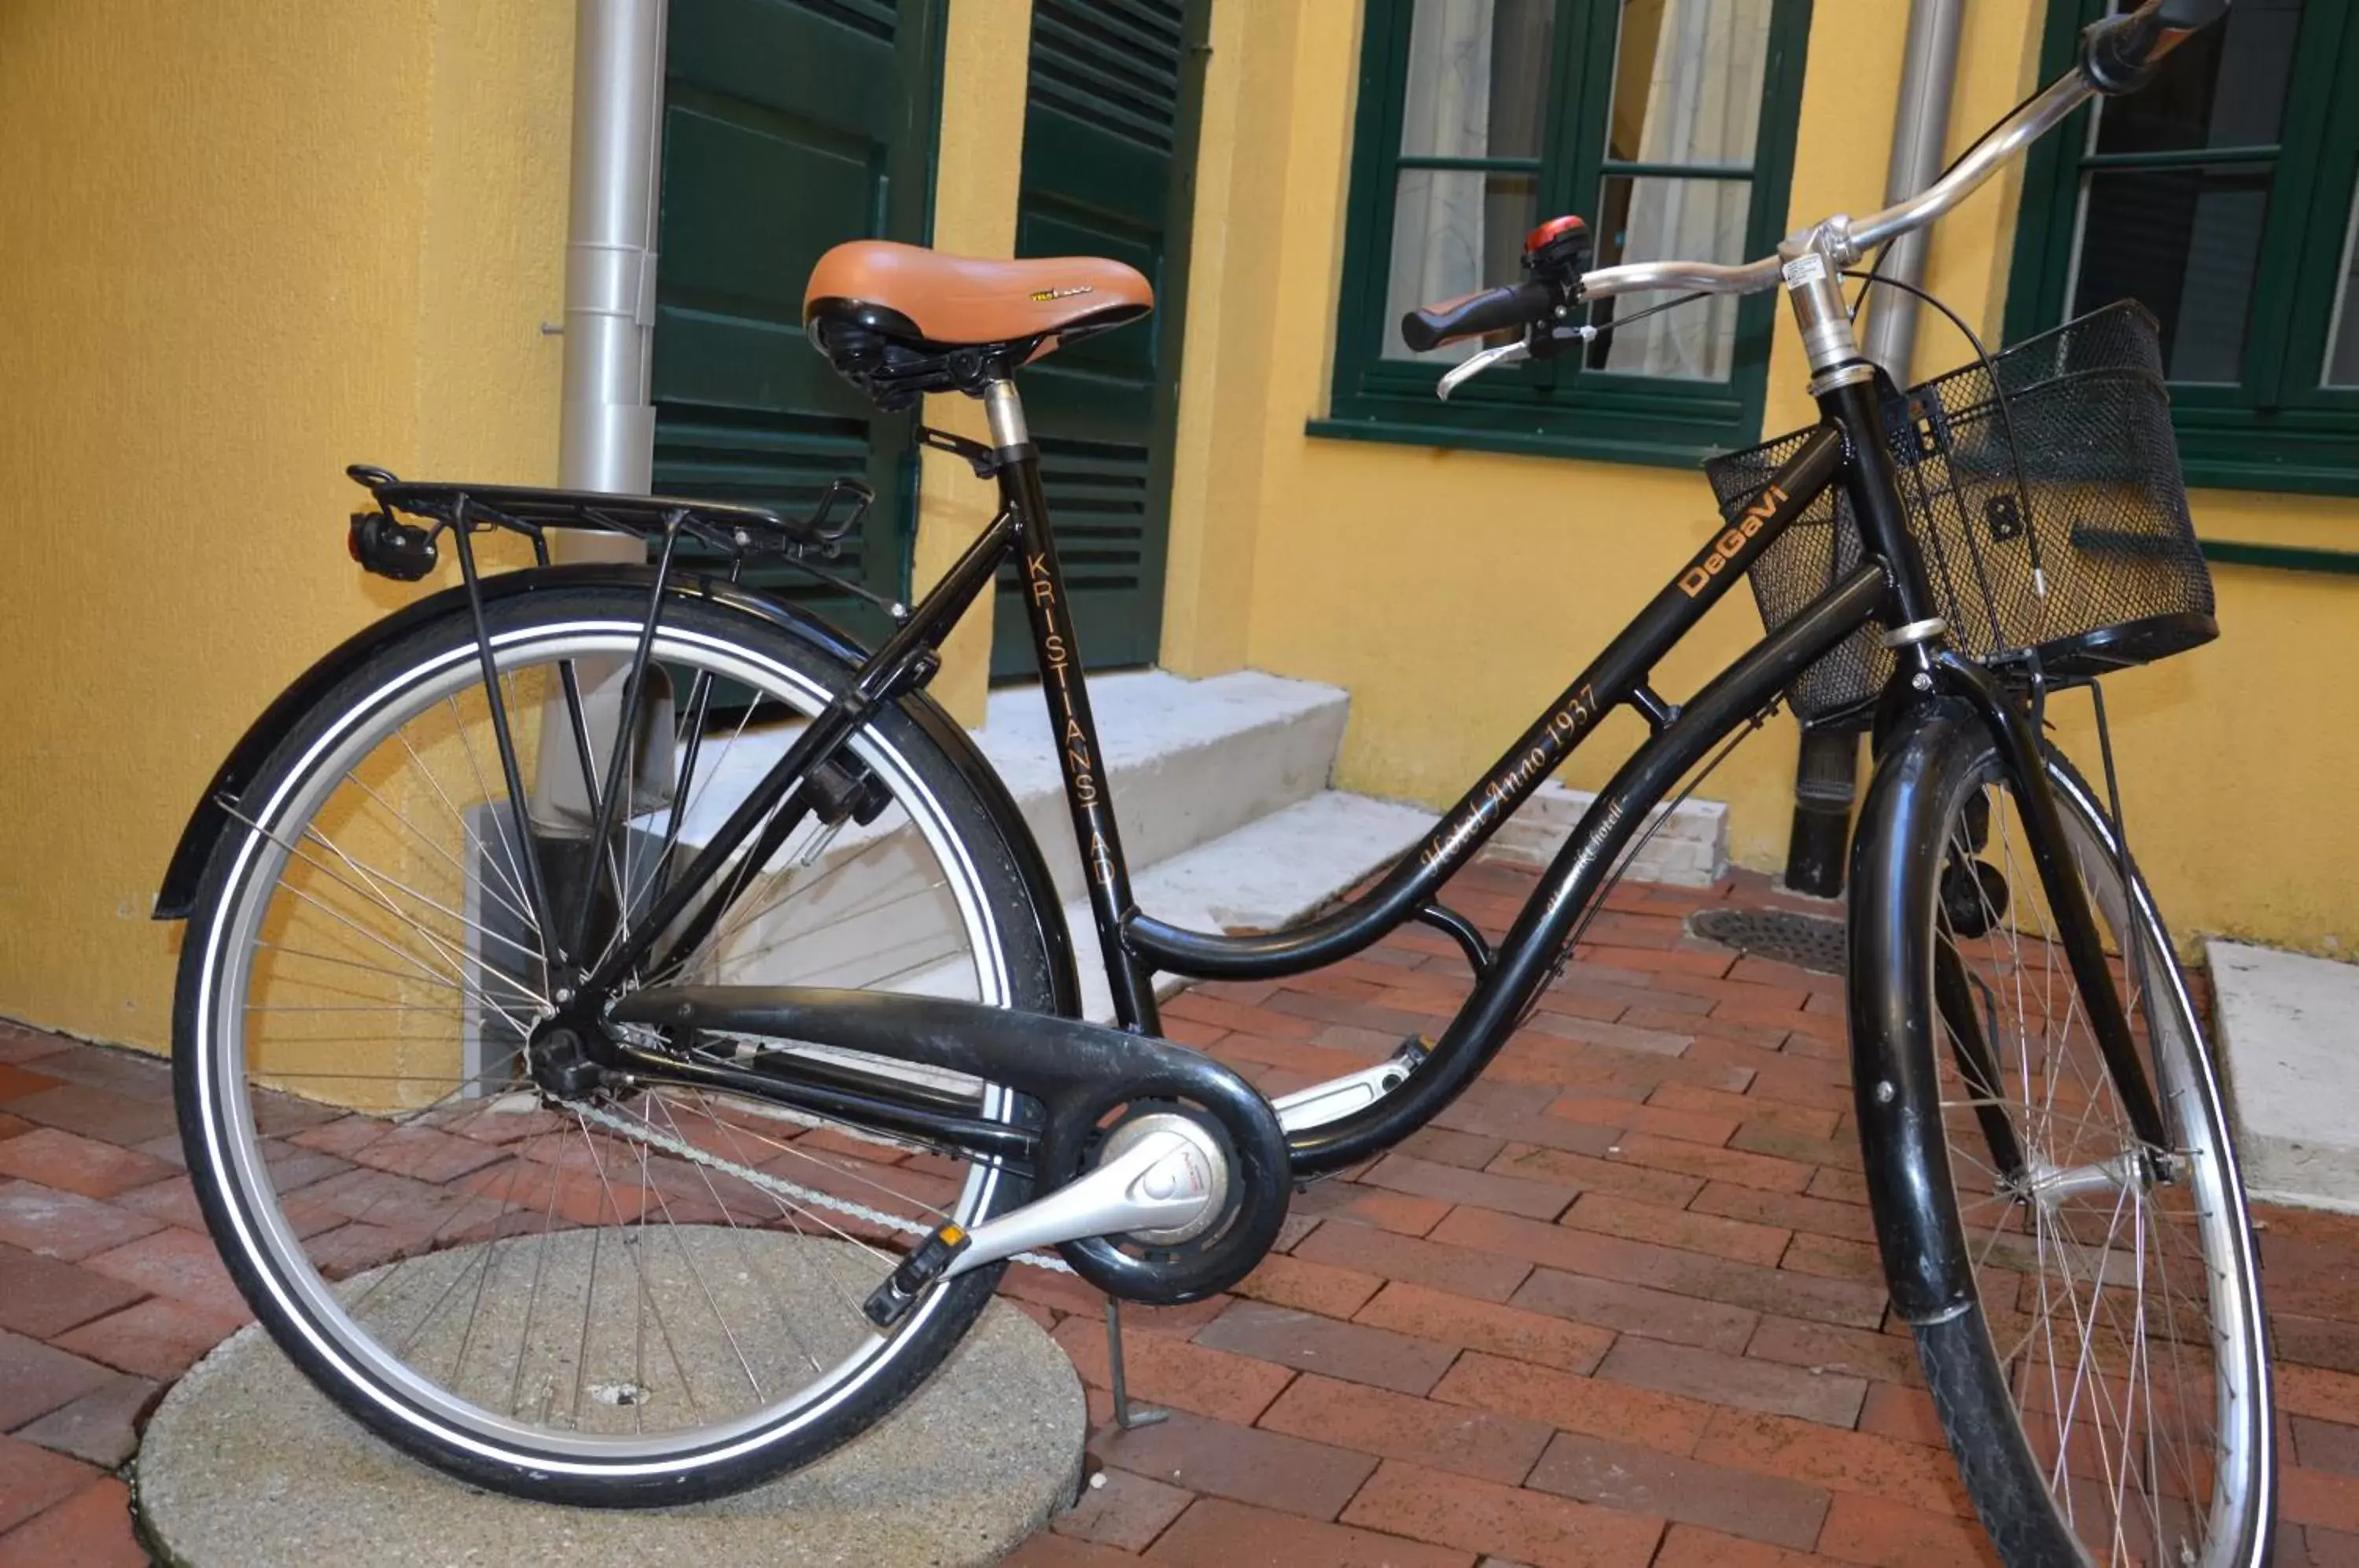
[1687,907,1848,976]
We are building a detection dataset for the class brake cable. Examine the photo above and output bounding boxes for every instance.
[1551,289,1713,354]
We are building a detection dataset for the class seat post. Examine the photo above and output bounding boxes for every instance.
[983,378,1029,452]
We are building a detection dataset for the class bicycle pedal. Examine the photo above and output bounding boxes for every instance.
[862,1220,972,1331]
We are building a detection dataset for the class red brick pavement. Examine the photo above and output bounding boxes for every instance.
[1,862,2355,1565]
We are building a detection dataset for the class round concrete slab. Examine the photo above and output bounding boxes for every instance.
[135,1231,1084,1568]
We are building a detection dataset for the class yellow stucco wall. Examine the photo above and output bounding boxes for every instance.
[0,0,1041,1051]
[0,0,576,1047]
[6,0,2355,1062]
[1161,0,2359,955]
[911,0,1039,730]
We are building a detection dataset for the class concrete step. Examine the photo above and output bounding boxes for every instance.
[972,669,1349,907]
[670,668,1364,1001]
[1478,778,1728,888]
[2210,937,2359,1213]
[668,669,1349,897]
[1063,790,1441,1023]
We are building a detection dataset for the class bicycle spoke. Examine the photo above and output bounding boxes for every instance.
[429,699,540,933]
[635,1092,830,1378]
[351,756,540,939]
[189,604,1028,1488]
[1928,764,2252,1566]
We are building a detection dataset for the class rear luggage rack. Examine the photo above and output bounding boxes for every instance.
[345,463,870,566]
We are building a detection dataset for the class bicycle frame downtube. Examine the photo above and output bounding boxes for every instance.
[1126,419,1849,981]
[1290,559,1892,1176]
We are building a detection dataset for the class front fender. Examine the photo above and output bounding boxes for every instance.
[1846,698,1982,1324]
[153,568,1080,1017]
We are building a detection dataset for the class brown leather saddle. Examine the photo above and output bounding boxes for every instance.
[803,241,1154,409]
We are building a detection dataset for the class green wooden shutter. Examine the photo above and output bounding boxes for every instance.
[992,0,1207,678]
[653,0,944,641]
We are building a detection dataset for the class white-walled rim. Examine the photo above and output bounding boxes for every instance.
[1938,752,2271,1568]
[193,618,1017,1476]
[2043,760,2272,1568]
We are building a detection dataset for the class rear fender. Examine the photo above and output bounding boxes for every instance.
[153,565,1081,1018]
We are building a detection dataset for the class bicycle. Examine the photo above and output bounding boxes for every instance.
[158,1,2267,1560]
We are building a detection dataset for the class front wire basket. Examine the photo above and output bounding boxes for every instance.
[1704,300,2217,724]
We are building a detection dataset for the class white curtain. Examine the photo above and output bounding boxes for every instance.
[1603,0,1772,380]
[1384,0,1496,363]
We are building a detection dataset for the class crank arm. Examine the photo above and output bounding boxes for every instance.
[617,985,1292,1305]
[1272,1040,1427,1132]
[945,1124,1219,1280]
[863,1121,1225,1328]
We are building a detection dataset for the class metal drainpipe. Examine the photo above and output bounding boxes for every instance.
[529,0,672,937]
[1782,0,1963,899]
[1858,0,1965,381]
[558,0,669,511]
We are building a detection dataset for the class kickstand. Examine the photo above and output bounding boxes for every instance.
[1102,1298,1167,1431]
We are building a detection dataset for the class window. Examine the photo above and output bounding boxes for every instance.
[2008,0,2359,494]
[1314,0,1812,467]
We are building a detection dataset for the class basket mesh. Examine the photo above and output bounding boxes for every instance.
[1703,301,2215,724]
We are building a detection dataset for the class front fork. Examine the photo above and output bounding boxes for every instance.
[1931,655,2169,1154]
[1792,237,2168,1320]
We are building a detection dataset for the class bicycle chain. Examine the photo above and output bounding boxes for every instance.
[571,1099,1074,1274]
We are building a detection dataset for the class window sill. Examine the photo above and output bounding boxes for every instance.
[2182,455,2359,500]
[1304,415,1729,473]
[2173,407,2359,498]
[2199,539,2359,575]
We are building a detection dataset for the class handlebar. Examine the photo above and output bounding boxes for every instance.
[1810,69,2092,269]
[1406,0,2229,354]
[1401,282,1557,354]
[1580,46,2100,300]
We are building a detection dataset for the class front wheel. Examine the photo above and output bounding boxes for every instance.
[1853,709,2272,1567]
[172,583,1058,1504]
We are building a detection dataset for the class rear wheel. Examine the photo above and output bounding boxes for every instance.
[173,585,1056,1504]
[1875,720,2271,1566]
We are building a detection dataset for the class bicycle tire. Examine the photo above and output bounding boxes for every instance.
[173,583,1057,1504]
[1852,709,2272,1567]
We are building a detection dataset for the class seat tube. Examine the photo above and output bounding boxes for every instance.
[1781,240,1941,640]
[985,380,1163,1033]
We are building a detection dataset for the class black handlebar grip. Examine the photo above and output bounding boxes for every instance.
[2085,0,2228,94]
[1400,281,1554,354]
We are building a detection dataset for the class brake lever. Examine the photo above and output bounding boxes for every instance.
[1436,339,1531,400]
[1435,324,1601,400]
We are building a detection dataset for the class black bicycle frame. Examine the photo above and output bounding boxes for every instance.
[576,368,2162,1177]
